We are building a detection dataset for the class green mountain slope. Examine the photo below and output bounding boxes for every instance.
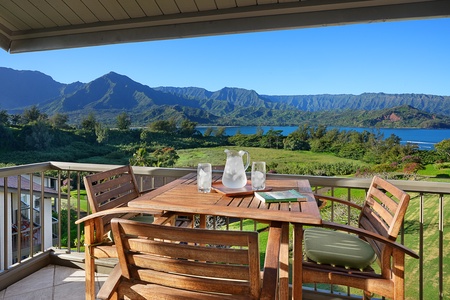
[2,67,450,128]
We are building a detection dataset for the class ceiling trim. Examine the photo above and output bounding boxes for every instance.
[5,0,450,53]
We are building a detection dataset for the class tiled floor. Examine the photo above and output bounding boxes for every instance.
[0,265,108,300]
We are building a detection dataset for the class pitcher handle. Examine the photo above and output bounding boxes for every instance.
[242,150,250,171]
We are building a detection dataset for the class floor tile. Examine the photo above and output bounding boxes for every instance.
[54,266,86,286]
[4,286,53,300]
[3,265,54,298]
[53,280,86,300]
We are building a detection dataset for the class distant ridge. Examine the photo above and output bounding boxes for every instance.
[1,67,450,128]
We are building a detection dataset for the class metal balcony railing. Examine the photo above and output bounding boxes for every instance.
[0,161,448,299]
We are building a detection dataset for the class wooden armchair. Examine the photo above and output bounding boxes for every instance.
[303,176,419,300]
[97,218,283,300]
[76,165,188,300]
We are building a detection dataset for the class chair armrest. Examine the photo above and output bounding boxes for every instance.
[260,222,283,300]
[321,221,419,259]
[75,207,162,225]
[314,194,363,210]
[97,264,122,299]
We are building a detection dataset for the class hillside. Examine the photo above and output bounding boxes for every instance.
[2,67,450,128]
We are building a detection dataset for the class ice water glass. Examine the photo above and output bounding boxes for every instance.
[251,161,266,190]
[197,163,212,193]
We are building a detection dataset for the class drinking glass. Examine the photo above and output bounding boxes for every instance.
[251,161,266,190]
[197,163,212,193]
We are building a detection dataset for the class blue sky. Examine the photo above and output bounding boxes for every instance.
[1,17,449,96]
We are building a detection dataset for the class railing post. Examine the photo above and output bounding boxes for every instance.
[43,197,53,250]
[1,177,6,270]
[2,177,13,269]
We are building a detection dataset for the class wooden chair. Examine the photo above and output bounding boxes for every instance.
[97,218,283,300]
[76,165,190,300]
[303,176,419,300]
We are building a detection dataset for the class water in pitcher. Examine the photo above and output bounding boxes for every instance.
[222,149,250,188]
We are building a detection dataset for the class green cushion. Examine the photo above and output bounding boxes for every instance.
[107,215,154,242]
[304,227,376,270]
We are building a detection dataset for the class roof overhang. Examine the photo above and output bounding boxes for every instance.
[1,0,450,53]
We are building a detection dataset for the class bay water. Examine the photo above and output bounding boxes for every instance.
[197,126,450,150]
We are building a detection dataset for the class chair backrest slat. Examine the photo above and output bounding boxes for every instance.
[84,165,140,213]
[358,176,410,265]
[112,218,261,298]
[129,253,251,280]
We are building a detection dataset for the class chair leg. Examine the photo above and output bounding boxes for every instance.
[363,291,372,300]
[392,249,405,300]
[84,221,97,300]
[85,248,96,300]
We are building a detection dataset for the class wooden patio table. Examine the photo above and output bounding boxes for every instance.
[128,172,322,300]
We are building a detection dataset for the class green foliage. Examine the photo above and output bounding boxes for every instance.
[24,121,53,150]
[129,147,152,166]
[0,125,15,150]
[203,127,213,137]
[277,161,361,176]
[53,208,81,248]
[0,109,9,126]
[81,112,97,132]
[22,105,47,124]
[229,133,262,147]
[151,147,179,167]
[95,123,109,143]
[49,113,70,129]
[435,139,450,161]
[213,126,227,137]
[260,129,283,149]
[178,119,198,136]
[116,112,131,130]
[130,147,179,167]
[148,119,177,133]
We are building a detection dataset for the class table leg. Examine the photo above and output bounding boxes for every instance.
[280,222,290,300]
[292,224,303,300]
[199,214,206,228]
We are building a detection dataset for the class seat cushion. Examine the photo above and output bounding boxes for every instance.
[304,227,376,270]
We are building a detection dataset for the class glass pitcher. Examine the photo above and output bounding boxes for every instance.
[222,149,250,188]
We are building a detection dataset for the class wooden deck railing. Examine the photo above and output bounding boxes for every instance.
[1,162,448,299]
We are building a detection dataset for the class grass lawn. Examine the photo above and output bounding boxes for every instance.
[62,190,89,212]
[175,147,367,170]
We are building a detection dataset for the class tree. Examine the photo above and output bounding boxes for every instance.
[0,125,14,149]
[10,114,21,126]
[151,147,179,167]
[50,113,69,129]
[261,129,283,149]
[214,126,227,137]
[203,127,213,137]
[130,147,179,167]
[117,112,131,130]
[149,119,176,134]
[435,139,450,161]
[178,119,198,136]
[283,134,310,151]
[25,120,53,150]
[130,148,153,166]
[22,105,47,124]
[95,123,109,143]
[81,112,97,132]
[309,125,327,139]
[0,110,9,126]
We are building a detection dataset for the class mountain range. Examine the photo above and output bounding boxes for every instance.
[1,67,450,128]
